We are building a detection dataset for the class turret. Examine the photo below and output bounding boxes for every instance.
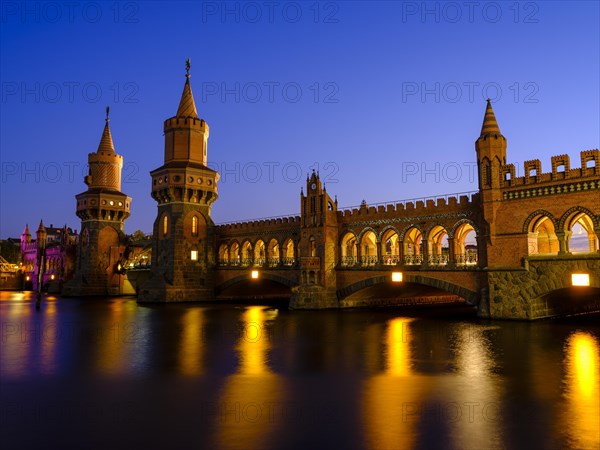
[139,59,220,303]
[476,99,506,190]
[63,108,131,296]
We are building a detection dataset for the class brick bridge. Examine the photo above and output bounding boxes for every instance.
[116,69,597,320]
[207,102,600,320]
[58,67,599,320]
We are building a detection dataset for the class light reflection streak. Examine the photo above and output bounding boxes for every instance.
[363,317,419,450]
[212,307,284,450]
[450,325,502,449]
[563,331,600,449]
[179,308,205,376]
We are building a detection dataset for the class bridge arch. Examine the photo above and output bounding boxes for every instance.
[337,274,479,305]
[216,272,299,293]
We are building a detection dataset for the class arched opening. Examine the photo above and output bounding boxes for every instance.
[454,223,478,265]
[309,236,316,257]
[360,230,377,266]
[380,228,399,265]
[254,240,266,266]
[428,225,449,265]
[403,227,423,265]
[191,216,198,237]
[566,212,598,253]
[230,242,240,266]
[218,244,229,265]
[340,232,357,267]
[308,270,317,284]
[338,275,476,309]
[241,241,253,267]
[282,238,295,266]
[161,214,169,238]
[528,215,558,255]
[267,239,280,267]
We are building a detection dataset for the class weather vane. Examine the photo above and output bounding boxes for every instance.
[105,106,110,122]
[186,58,191,78]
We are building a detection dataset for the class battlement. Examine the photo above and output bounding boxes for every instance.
[216,215,301,234]
[500,149,599,189]
[164,117,207,131]
[337,191,479,220]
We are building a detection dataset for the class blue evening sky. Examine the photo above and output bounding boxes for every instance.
[1,1,598,237]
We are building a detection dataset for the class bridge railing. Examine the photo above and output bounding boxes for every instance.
[341,256,358,267]
[381,255,400,265]
[216,257,298,268]
[455,253,478,265]
[360,256,378,266]
[403,254,423,265]
[282,257,296,267]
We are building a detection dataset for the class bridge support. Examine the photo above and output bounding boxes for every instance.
[290,285,338,309]
[486,255,600,319]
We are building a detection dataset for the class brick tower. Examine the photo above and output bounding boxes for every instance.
[63,107,131,296]
[290,170,339,308]
[476,99,507,267]
[138,59,220,303]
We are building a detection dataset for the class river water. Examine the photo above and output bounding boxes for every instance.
[1,291,599,450]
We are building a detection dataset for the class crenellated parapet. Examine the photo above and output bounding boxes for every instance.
[500,149,599,190]
[337,192,480,225]
[216,215,301,234]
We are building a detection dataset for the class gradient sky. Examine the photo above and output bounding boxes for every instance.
[1,1,598,238]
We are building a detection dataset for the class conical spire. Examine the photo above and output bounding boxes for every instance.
[176,58,199,118]
[23,224,30,236]
[480,99,502,137]
[37,220,45,233]
[97,106,115,153]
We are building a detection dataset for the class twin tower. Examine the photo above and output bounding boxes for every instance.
[64,61,219,301]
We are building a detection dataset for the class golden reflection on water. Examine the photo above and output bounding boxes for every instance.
[212,306,284,450]
[96,299,140,375]
[563,331,600,449]
[179,308,204,376]
[364,318,420,450]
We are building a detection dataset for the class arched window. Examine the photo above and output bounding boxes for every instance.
[191,216,198,237]
[310,236,316,257]
[162,215,168,236]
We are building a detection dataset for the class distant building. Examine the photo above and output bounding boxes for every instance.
[20,222,78,292]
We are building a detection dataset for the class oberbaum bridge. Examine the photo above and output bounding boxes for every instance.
[26,62,600,320]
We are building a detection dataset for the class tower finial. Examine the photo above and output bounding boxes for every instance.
[176,59,198,117]
[479,99,501,138]
[97,106,115,153]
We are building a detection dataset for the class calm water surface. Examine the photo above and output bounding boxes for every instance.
[1,291,599,450]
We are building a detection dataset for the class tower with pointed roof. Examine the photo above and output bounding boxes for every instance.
[63,107,132,296]
[290,170,339,308]
[138,59,220,303]
[476,100,507,267]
